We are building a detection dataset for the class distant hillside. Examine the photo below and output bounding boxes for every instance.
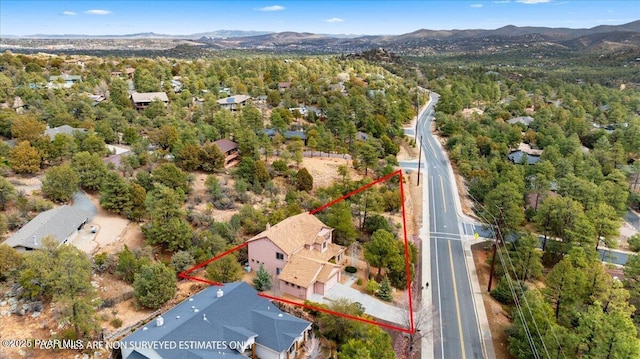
[2,20,640,56]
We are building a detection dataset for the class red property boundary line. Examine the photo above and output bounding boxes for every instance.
[179,169,415,334]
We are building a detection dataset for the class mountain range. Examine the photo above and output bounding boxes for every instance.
[2,20,640,55]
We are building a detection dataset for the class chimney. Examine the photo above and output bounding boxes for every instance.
[266,223,271,230]
[216,288,224,297]
[156,316,164,327]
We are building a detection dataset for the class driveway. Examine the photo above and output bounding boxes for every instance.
[309,276,407,325]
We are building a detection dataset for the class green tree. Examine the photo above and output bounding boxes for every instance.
[357,141,379,176]
[512,234,543,282]
[116,245,149,283]
[325,201,357,246]
[99,171,132,214]
[296,167,313,191]
[133,262,177,309]
[365,229,401,277]
[41,164,80,203]
[205,254,243,283]
[9,140,41,174]
[81,133,108,156]
[18,241,99,337]
[50,245,100,337]
[366,279,379,295]
[133,68,160,93]
[0,177,16,210]
[338,325,395,359]
[0,244,22,281]
[71,151,108,191]
[176,143,203,172]
[200,141,225,172]
[11,114,45,142]
[126,182,147,221]
[317,298,366,345]
[587,203,620,251]
[377,277,393,301]
[254,160,270,186]
[483,182,524,234]
[152,162,190,193]
[253,264,272,291]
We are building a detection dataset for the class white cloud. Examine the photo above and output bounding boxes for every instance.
[62,11,77,16]
[494,0,511,3]
[516,0,551,4]
[324,17,344,23]
[256,5,285,12]
[470,4,484,8]
[85,9,112,15]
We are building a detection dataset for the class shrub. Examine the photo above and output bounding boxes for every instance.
[356,278,363,286]
[345,266,357,274]
[110,317,123,328]
[366,279,379,295]
[489,276,523,305]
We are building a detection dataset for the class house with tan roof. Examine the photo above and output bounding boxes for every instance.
[247,213,346,300]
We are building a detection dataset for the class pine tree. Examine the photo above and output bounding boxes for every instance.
[378,277,393,302]
[253,264,272,291]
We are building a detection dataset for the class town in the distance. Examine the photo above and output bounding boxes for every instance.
[0,2,640,359]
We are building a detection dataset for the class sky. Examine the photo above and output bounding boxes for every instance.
[1,0,639,36]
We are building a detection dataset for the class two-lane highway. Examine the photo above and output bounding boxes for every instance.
[418,93,487,359]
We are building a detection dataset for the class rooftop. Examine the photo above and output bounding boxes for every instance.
[217,95,251,105]
[121,282,311,358]
[130,92,169,103]
[248,212,331,255]
[4,205,91,250]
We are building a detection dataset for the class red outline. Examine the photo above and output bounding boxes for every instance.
[179,169,416,334]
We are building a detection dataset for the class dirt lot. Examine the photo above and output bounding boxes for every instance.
[472,242,515,359]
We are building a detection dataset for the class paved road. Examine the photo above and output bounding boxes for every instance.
[416,93,491,359]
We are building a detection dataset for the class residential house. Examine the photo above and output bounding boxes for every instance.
[48,74,82,89]
[263,129,307,144]
[288,107,308,116]
[118,282,312,359]
[44,125,87,140]
[124,67,136,80]
[507,116,535,127]
[130,92,169,111]
[508,142,543,165]
[247,213,346,300]
[4,206,91,252]
[217,95,251,111]
[213,139,240,168]
[1,96,26,114]
[508,151,541,165]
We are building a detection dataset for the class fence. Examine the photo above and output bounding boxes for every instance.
[98,291,134,310]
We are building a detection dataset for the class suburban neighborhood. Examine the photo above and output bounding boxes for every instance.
[2,2,640,359]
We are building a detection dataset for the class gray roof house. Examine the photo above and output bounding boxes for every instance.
[44,125,87,140]
[48,74,82,89]
[131,92,169,111]
[118,282,311,359]
[4,205,91,252]
[217,95,251,111]
[508,150,541,165]
[507,116,535,127]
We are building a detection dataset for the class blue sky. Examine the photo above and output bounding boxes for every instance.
[1,1,639,36]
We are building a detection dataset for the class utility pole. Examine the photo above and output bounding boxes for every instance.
[487,207,504,292]
[414,88,420,142]
[417,135,423,186]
